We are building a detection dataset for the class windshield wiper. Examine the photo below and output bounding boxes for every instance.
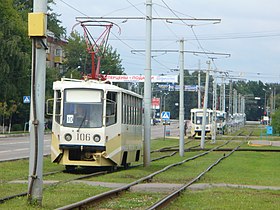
[77,112,87,132]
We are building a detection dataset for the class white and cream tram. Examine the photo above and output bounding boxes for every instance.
[49,78,143,170]
[190,108,213,138]
[216,110,227,134]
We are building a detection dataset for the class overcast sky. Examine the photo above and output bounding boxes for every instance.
[52,0,280,84]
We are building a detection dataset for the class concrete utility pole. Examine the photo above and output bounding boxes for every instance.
[238,93,241,113]
[201,61,211,149]
[179,39,184,157]
[198,60,201,109]
[222,77,226,112]
[233,89,238,114]
[27,0,47,205]
[212,73,217,143]
[143,0,152,167]
[229,80,233,115]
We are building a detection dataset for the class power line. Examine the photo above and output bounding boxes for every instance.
[125,0,145,16]
[160,0,220,63]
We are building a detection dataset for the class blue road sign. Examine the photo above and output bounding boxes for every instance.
[266,126,273,135]
[23,96,31,104]
[161,111,170,120]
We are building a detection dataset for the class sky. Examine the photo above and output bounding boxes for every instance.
[52,0,280,84]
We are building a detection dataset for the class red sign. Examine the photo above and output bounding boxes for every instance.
[152,98,160,109]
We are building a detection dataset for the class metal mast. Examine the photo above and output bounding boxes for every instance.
[179,39,185,157]
[143,0,152,167]
[27,0,47,205]
[201,61,211,149]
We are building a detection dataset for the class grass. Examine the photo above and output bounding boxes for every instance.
[93,191,167,210]
[0,157,64,182]
[170,187,280,210]
[200,151,280,186]
[1,125,280,209]
[0,183,109,210]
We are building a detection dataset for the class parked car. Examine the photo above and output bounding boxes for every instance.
[162,119,170,125]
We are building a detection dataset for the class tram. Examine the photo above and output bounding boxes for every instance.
[190,108,213,138]
[216,110,227,134]
[49,78,143,170]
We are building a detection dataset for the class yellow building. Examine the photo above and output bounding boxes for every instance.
[46,31,67,72]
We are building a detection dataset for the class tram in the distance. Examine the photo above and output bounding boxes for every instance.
[190,108,213,138]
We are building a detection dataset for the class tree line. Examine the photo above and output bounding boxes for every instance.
[1,0,280,134]
[0,0,124,132]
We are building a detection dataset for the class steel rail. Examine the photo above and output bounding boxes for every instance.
[56,134,240,209]
[0,171,107,204]
[146,131,253,209]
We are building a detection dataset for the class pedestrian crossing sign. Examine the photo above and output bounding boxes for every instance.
[23,96,31,104]
[161,111,170,120]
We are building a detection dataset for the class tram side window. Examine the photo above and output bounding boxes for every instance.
[136,98,142,125]
[122,93,142,125]
[191,113,194,124]
[106,92,117,126]
[122,94,126,124]
[55,90,61,123]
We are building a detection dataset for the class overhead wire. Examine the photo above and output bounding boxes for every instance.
[125,0,145,16]
[160,0,234,73]
[102,1,144,17]
[56,0,178,72]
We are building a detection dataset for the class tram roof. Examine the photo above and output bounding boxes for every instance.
[53,78,142,98]
[190,108,213,112]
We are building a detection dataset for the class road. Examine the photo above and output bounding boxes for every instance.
[0,134,51,162]
[151,120,181,139]
[0,120,184,161]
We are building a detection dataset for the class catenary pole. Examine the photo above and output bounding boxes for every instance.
[179,39,185,157]
[198,60,201,109]
[143,0,152,167]
[201,61,210,149]
[27,0,47,205]
[212,73,217,143]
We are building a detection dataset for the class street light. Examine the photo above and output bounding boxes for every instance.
[163,92,169,111]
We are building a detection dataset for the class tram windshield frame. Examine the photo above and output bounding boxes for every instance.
[62,89,103,128]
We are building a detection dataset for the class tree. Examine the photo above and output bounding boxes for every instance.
[271,109,280,134]
[0,0,31,111]
[100,45,125,75]
[13,0,66,38]
[63,31,88,76]
[0,0,66,131]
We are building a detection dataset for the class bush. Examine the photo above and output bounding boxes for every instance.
[12,124,23,131]
[271,110,280,134]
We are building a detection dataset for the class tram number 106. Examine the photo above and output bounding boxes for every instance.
[76,133,91,141]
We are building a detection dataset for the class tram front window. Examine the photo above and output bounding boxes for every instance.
[62,89,103,128]
[196,116,209,125]
[63,103,102,128]
[196,116,203,124]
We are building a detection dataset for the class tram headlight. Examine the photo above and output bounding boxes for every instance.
[64,133,72,141]
[93,134,101,142]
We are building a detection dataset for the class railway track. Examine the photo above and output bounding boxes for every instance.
[54,130,254,209]
[147,131,253,209]
[2,126,277,208]
[0,148,180,204]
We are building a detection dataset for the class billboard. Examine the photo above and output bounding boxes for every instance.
[106,75,178,83]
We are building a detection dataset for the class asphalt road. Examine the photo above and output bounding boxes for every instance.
[0,120,184,161]
[0,134,51,162]
[151,120,181,139]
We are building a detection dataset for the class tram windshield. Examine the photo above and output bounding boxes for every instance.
[62,89,103,128]
[194,113,210,125]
